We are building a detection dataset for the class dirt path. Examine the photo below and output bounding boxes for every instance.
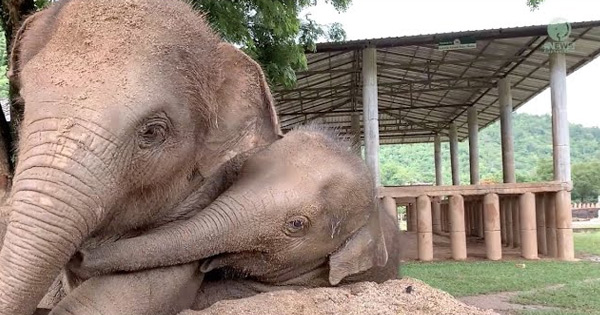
[459,290,560,315]
[460,277,600,314]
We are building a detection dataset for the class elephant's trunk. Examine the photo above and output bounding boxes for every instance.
[0,142,107,315]
[76,187,264,276]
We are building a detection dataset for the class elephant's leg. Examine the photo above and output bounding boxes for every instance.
[49,262,202,315]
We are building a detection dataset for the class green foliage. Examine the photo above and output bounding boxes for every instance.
[379,113,600,202]
[192,0,351,89]
[0,32,7,99]
[526,0,546,11]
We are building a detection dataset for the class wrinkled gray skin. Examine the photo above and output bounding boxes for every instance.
[188,204,402,312]
[72,125,393,289]
[0,0,282,314]
[36,126,399,315]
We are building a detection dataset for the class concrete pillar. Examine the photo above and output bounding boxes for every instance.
[484,193,502,260]
[468,106,479,185]
[442,203,448,232]
[409,203,417,232]
[550,52,574,260]
[536,194,548,256]
[550,53,571,183]
[351,113,361,155]
[505,198,514,247]
[556,190,575,260]
[512,197,520,248]
[500,202,507,245]
[498,78,516,183]
[382,196,398,227]
[449,123,460,185]
[449,194,467,260]
[362,47,380,187]
[434,134,443,186]
[545,193,558,257]
[478,200,485,238]
[406,204,412,231]
[519,192,538,259]
[417,195,433,261]
[432,197,442,234]
[465,201,472,236]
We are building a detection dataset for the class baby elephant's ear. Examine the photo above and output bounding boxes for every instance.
[328,205,388,286]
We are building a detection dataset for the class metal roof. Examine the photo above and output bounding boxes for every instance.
[271,20,600,145]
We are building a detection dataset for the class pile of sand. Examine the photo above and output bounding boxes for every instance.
[182,277,499,315]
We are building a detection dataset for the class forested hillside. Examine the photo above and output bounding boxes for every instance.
[380,113,600,202]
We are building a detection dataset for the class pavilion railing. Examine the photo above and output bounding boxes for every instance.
[378,181,574,261]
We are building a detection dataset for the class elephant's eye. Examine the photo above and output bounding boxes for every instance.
[285,216,309,237]
[138,116,169,149]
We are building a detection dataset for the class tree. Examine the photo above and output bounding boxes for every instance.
[572,161,600,203]
[0,0,350,171]
[527,0,545,11]
[191,0,350,89]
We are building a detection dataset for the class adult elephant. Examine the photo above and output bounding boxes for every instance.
[0,0,282,314]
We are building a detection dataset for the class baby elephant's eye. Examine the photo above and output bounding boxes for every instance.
[285,216,309,236]
[138,114,170,149]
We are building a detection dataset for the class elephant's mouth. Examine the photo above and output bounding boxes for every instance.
[200,252,329,286]
[200,251,269,276]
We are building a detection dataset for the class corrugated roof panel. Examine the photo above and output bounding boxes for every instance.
[273,21,600,144]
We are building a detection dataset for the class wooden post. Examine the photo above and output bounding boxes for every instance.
[432,197,442,234]
[484,193,502,260]
[556,190,575,260]
[499,78,516,184]
[512,197,520,248]
[417,195,433,261]
[449,123,460,185]
[362,47,380,187]
[468,106,480,185]
[520,192,538,259]
[449,194,467,260]
[545,193,558,257]
[536,194,548,256]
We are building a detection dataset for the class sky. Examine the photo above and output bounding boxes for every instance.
[303,0,600,128]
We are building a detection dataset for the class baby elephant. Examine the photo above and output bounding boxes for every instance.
[61,125,400,314]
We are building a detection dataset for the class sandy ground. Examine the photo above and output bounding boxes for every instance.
[182,278,499,315]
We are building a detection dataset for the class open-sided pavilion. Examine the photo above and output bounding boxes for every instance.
[272,20,600,262]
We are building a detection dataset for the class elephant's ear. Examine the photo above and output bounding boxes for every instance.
[328,203,388,286]
[200,43,283,172]
[8,3,63,89]
[7,2,63,129]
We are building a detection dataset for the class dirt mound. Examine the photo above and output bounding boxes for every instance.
[182,278,499,315]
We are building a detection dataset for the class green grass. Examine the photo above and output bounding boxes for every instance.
[517,310,589,315]
[401,260,600,297]
[573,231,600,256]
[401,231,600,314]
[512,280,600,315]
